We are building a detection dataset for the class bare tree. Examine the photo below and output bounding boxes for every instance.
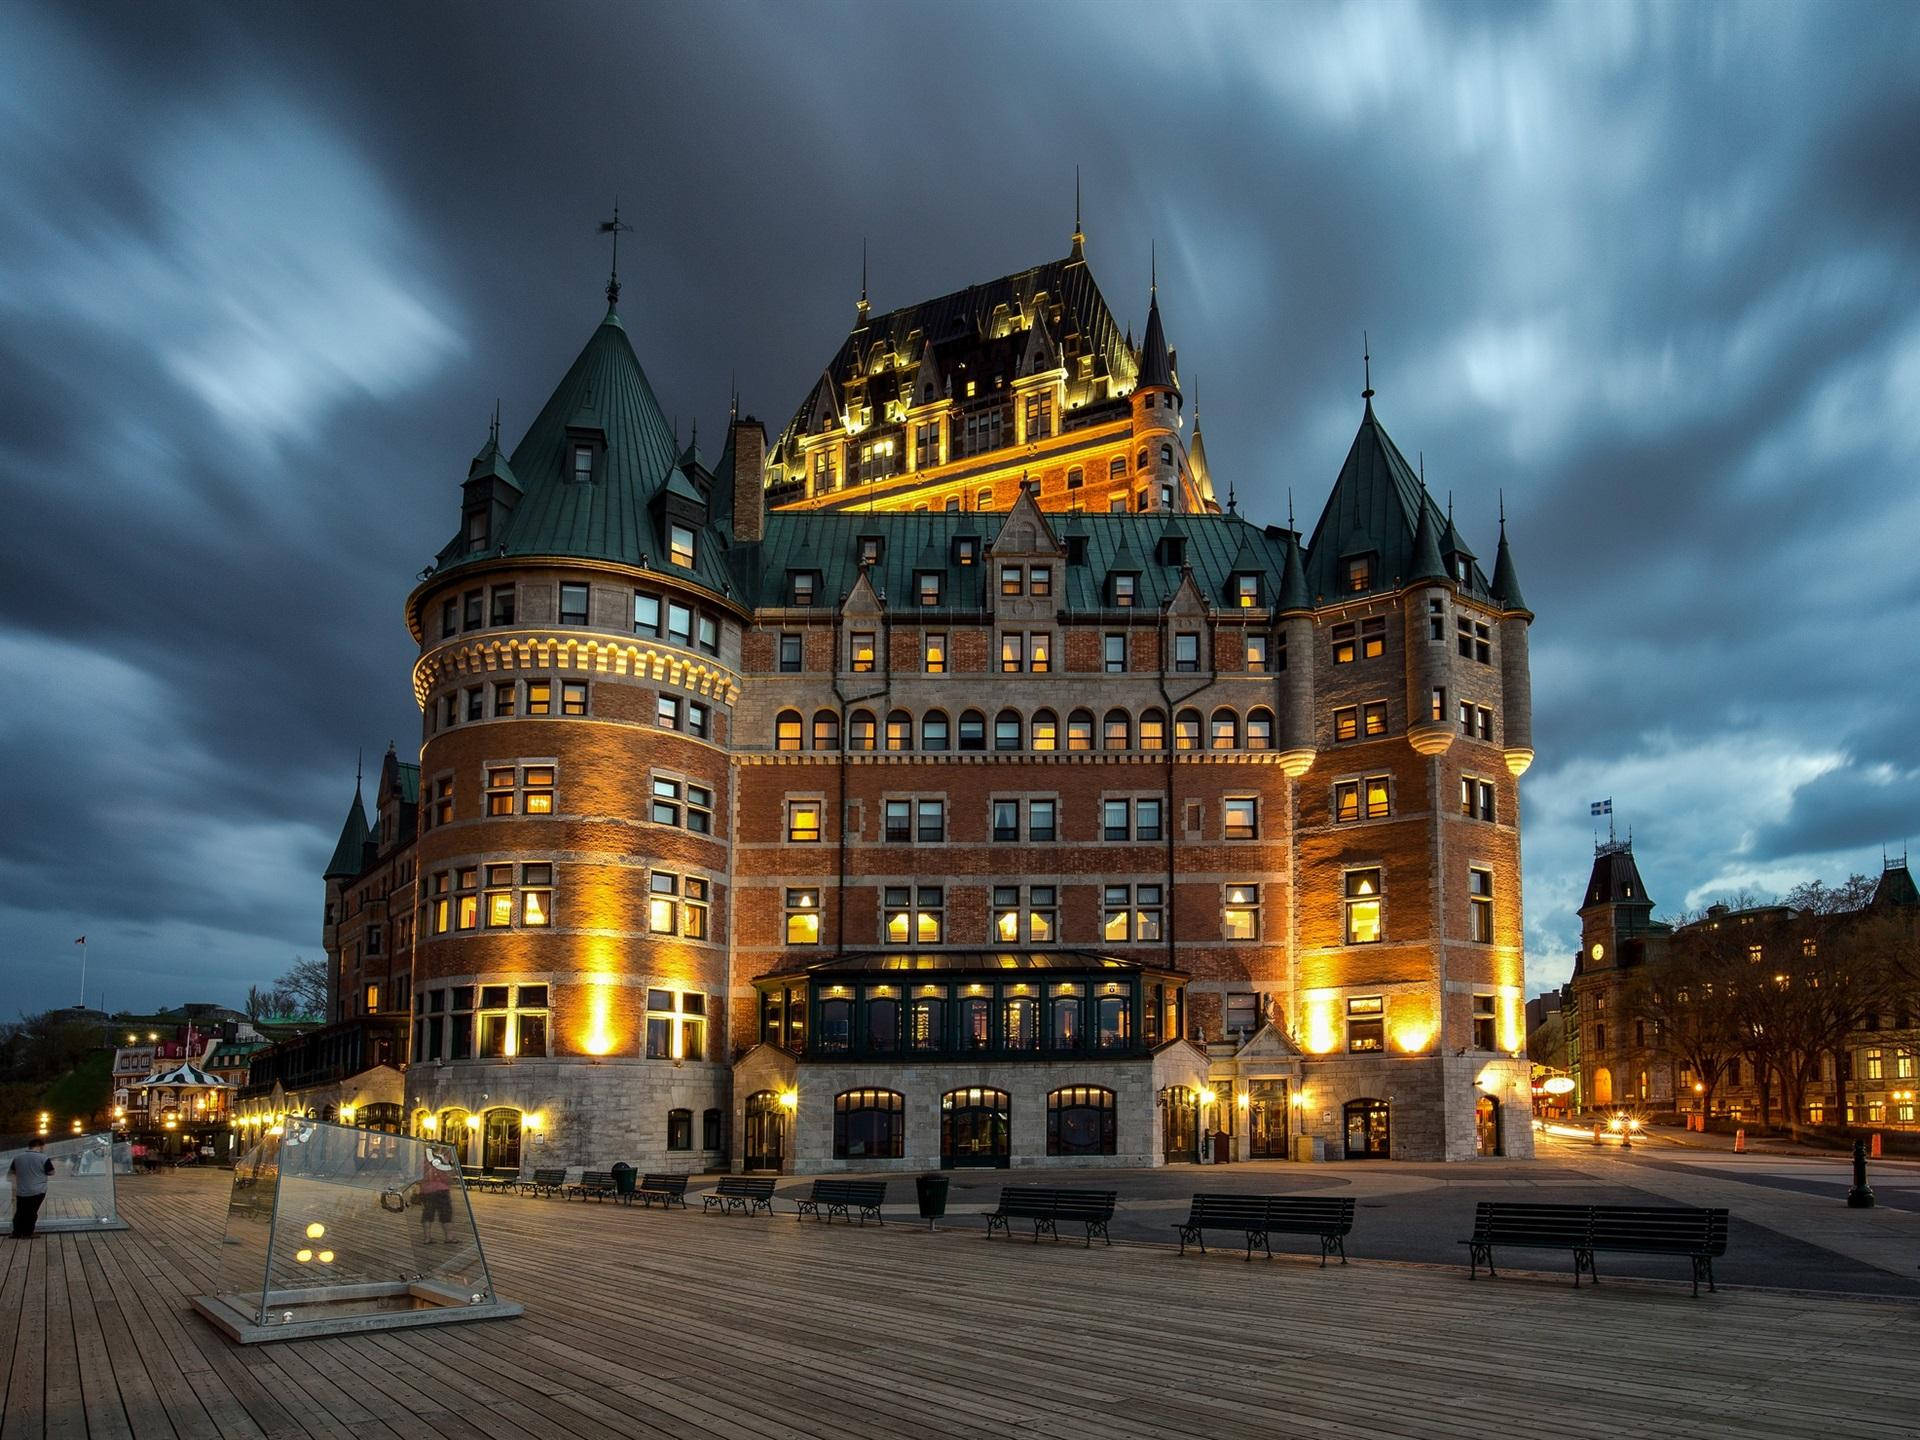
[276,956,328,1019]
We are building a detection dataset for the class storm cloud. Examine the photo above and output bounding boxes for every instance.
[2,1,1916,1010]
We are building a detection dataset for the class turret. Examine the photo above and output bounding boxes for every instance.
[321,784,370,1020]
[1490,510,1533,776]
[1275,529,1315,777]
[1406,493,1456,757]
[1128,268,1183,513]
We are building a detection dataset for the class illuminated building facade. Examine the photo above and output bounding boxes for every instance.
[378,231,1535,1171]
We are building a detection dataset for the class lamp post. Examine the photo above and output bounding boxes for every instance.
[1846,1138,1876,1209]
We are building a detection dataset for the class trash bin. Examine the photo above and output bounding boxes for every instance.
[1213,1131,1232,1164]
[915,1173,951,1230]
[611,1162,636,1202]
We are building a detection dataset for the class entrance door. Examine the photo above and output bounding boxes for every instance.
[743,1091,784,1171]
[1343,1099,1391,1159]
[1161,1086,1199,1162]
[482,1108,521,1173]
[1474,1095,1502,1157]
[1248,1080,1290,1157]
[941,1088,1010,1168]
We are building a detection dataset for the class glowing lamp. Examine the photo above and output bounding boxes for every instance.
[1394,1025,1433,1054]
[305,1222,325,1239]
[317,1251,335,1264]
[339,1105,356,1124]
[524,1112,543,1132]
[296,1249,314,1263]
[1198,1087,1217,1106]
[420,1115,438,1133]
[1235,1091,1250,1110]
[778,1090,798,1112]
[465,1114,481,1130]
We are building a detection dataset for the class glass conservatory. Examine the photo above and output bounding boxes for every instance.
[193,1118,520,1344]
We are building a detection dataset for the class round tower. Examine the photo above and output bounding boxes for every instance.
[402,302,742,1178]
[1128,278,1183,513]
[1274,530,1316,777]
[1490,510,1534,775]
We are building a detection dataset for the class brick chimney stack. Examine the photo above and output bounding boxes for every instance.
[731,416,767,543]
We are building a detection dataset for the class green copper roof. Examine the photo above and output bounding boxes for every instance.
[1276,530,1310,612]
[1302,399,1491,603]
[1137,290,1175,390]
[324,789,370,880]
[1407,489,1448,583]
[432,309,737,597]
[1489,519,1528,614]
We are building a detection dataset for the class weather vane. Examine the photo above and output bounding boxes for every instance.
[598,201,633,308]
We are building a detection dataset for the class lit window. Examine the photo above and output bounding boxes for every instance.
[1223,885,1259,940]
[1347,995,1384,1051]
[1001,565,1024,597]
[1345,870,1382,944]
[1361,617,1385,659]
[1246,634,1269,672]
[1029,566,1052,596]
[1139,710,1165,751]
[1363,702,1388,737]
[1365,777,1390,819]
[1104,633,1127,672]
[1333,707,1358,742]
[924,632,947,673]
[649,872,679,934]
[1101,884,1162,942]
[669,524,696,568]
[645,990,706,1061]
[1030,632,1051,672]
[1112,574,1137,607]
[1030,710,1057,751]
[1104,709,1131,751]
[812,711,839,751]
[850,632,876,673]
[1066,709,1094,751]
[1000,633,1024,673]
[849,710,876,751]
[787,800,821,843]
[1210,709,1238,750]
[1331,624,1355,665]
[1334,781,1360,823]
[1469,868,1494,943]
[790,572,817,606]
[492,681,516,718]
[1343,556,1371,592]
[1174,709,1202,751]
[561,681,587,716]
[1246,709,1273,750]
[1234,574,1259,608]
[776,710,803,751]
[1224,798,1257,840]
[883,886,944,944]
[785,888,821,945]
[918,572,942,606]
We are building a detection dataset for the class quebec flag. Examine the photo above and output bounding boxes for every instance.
[1590,799,1612,816]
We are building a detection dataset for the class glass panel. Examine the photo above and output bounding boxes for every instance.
[204,1120,504,1335]
[0,1132,124,1232]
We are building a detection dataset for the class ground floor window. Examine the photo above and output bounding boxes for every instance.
[941,1088,1010,1168]
[482,1107,521,1172]
[833,1088,904,1159]
[667,1108,692,1151]
[1474,1094,1502,1157]
[1048,1086,1117,1156]
[358,1102,402,1133]
[1344,1098,1390,1159]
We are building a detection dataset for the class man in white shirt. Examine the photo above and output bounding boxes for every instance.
[9,1138,55,1239]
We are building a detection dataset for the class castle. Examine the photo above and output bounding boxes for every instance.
[291,222,1536,1169]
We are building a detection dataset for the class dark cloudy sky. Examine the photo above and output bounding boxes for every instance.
[4,1,1917,1015]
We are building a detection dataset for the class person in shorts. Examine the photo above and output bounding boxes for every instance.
[9,1139,55,1238]
[418,1147,455,1243]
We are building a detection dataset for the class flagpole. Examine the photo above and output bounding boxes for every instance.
[79,937,87,1009]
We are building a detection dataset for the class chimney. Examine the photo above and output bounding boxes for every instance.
[731,416,767,543]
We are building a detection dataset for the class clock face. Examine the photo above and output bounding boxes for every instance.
[1590,942,1606,962]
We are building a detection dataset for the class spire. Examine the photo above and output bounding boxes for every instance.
[323,782,371,880]
[1277,527,1311,613]
[1490,494,1530,614]
[598,201,633,311]
[1408,470,1448,584]
[1362,330,1374,408]
[1137,264,1176,392]
[1070,164,1086,261]
[855,238,870,325]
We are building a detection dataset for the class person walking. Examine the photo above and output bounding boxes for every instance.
[417,1146,455,1245]
[9,1138,55,1238]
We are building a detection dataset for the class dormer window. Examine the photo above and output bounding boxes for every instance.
[1066,534,1089,566]
[917,572,942,606]
[1454,556,1471,583]
[465,509,488,555]
[669,524,696,569]
[953,536,978,566]
[1343,556,1373,592]
[571,445,594,485]
[1233,574,1260,608]
[789,571,818,607]
[1159,535,1186,567]
[858,535,884,567]
[1111,573,1138,608]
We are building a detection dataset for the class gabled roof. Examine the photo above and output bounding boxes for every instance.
[429,308,736,596]
[324,789,370,880]
[1301,399,1492,603]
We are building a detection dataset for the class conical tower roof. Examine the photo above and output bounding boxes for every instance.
[1276,528,1311,612]
[1137,289,1176,391]
[1490,517,1529,615]
[324,788,370,880]
[1408,489,1448,583]
[1187,416,1219,510]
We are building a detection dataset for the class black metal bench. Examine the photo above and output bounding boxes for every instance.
[459,1166,513,1196]
[518,1167,567,1197]
[703,1176,776,1216]
[1175,1193,1357,1265]
[632,1173,690,1209]
[1587,1205,1729,1297]
[568,1169,618,1202]
[796,1179,888,1225]
[1462,1202,1729,1295]
[985,1186,1116,1247]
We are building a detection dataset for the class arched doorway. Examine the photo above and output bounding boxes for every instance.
[1474,1094,1502,1157]
[438,1108,471,1165]
[482,1108,521,1174]
[743,1091,784,1171]
[1343,1099,1390,1159]
[1160,1086,1199,1163]
[941,1088,1010,1168]
[1247,1080,1290,1158]
[1591,1067,1614,1107]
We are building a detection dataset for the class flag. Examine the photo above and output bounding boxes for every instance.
[1589,800,1612,817]
[75,935,86,944]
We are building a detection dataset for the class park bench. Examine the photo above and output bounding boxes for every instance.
[518,1167,568,1197]
[1174,1193,1357,1265]
[1461,1202,1729,1296]
[985,1186,1116,1247]
[567,1170,619,1202]
[796,1179,888,1225]
[703,1176,776,1216]
[631,1172,691,1209]
[1586,1205,1729,1296]
[460,1166,513,1195]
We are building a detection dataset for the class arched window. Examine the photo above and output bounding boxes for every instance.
[922,710,950,751]
[1210,708,1239,750]
[438,1108,471,1152]
[1246,708,1274,751]
[886,709,913,752]
[1592,1068,1614,1106]
[1139,708,1166,751]
[1103,708,1132,750]
[1174,708,1202,751]
[666,1108,692,1151]
[812,709,840,751]
[1066,708,1095,752]
[849,709,876,751]
[833,1088,905,1159]
[864,986,901,1052]
[775,710,803,751]
[1067,466,1083,490]
[1011,709,1047,754]
[994,709,1023,751]
[941,1087,1011,1168]
[481,1107,519,1172]
[976,487,993,510]
[819,990,853,1052]
[1048,1086,1117,1156]
[359,1102,402,1134]
[958,709,986,751]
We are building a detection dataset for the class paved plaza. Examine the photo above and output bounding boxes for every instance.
[4,1145,1919,1438]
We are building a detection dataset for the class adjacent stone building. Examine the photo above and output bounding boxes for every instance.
[345,231,1537,1172]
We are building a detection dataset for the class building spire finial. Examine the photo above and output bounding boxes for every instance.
[856,237,870,323]
[1288,486,1295,531]
[598,199,633,309]
[1150,239,1157,297]
[1226,476,1237,515]
[1071,164,1085,259]
[489,398,500,447]
[354,748,363,795]
[1499,487,1507,533]
[1362,330,1374,401]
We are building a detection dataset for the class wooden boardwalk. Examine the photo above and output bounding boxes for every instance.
[2,1169,1914,1439]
